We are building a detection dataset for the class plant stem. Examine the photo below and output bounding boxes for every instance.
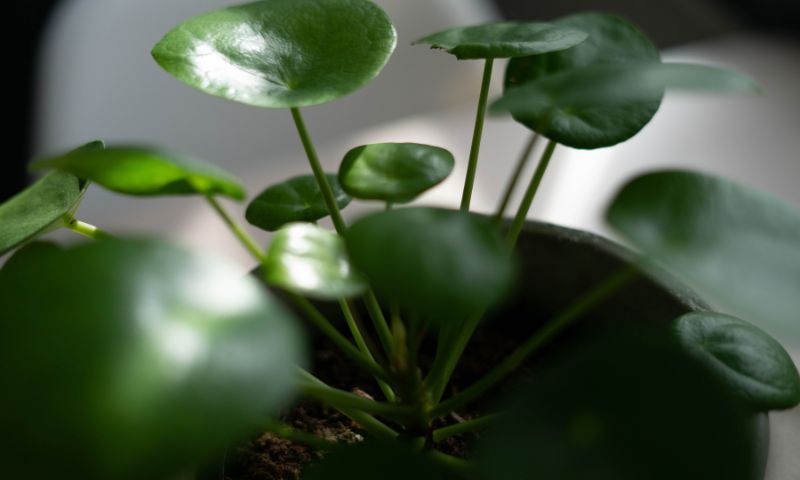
[205,195,266,262]
[431,414,500,443]
[340,299,396,402]
[493,133,540,225]
[506,140,557,248]
[460,58,495,212]
[425,311,483,403]
[427,450,478,478]
[290,107,347,234]
[430,268,637,418]
[363,290,394,359]
[301,382,416,423]
[291,294,390,383]
[297,369,401,440]
[262,418,338,451]
[63,217,113,240]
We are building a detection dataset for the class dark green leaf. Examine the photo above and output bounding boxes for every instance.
[33,145,245,200]
[345,208,514,323]
[504,12,661,149]
[494,62,758,118]
[0,172,82,256]
[303,441,444,480]
[246,174,351,231]
[0,239,304,480]
[480,331,761,480]
[674,312,800,410]
[151,0,396,108]
[264,223,366,300]
[608,170,800,341]
[413,21,587,60]
[339,143,455,203]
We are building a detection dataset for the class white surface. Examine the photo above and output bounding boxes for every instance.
[34,2,800,478]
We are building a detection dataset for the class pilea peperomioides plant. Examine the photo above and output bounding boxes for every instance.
[2,2,799,480]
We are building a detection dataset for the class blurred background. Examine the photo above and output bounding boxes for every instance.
[8,1,799,477]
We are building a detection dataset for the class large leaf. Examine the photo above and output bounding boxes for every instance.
[413,21,587,60]
[246,174,351,232]
[480,331,761,480]
[0,141,101,255]
[151,0,396,108]
[264,223,366,300]
[0,239,304,480]
[504,12,661,149]
[608,170,800,340]
[345,208,514,323]
[302,441,444,480]
[339,143,455,203]
[33,145,245,200]
[674,312,800,411]
[493,62,758,118]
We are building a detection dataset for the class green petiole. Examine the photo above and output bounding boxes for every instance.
[460,58,495,212]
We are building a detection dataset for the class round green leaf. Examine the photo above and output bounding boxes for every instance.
[246,174,351,232]
[493,62,759,117]
[1,140,102,256]
[303,441,444,480]
[413,21,587,60]
[480,331,760,480]
[264,223,366,300]
[674,312,800,411]
[151,0,397,109]
[33,145,246,200]
[0,239,304,479]
[345,208,515,323]
[0,172,83,256]
[504,12,661,149]
[339,143,455,203]
[607,170,800,341]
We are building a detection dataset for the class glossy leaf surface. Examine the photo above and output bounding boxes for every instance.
[480,332,758,480]
[264,223,366,300]
[494,62,758,117]
[345,208,514,322]
[504,13,661,149]
[152,0,397,108]
[303,441,444,480]
[414,21,587,60]
[339,143,455,203]
[0,239,304,480]
[246,174,350,231]
[608,170,800,340]
[674,312,800,410]
[34,146,245,200]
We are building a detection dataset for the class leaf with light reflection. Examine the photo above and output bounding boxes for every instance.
[151,0,397,108]
[0,238,304,480]
[264,223,367,300]
[33,145,246,200]
[339,143,455,203]
[246,174,351,232]
[414,21,587,60]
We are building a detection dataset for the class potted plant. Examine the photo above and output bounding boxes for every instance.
[1,1,798,479]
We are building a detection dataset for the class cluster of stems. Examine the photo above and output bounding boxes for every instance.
[63,95,632,475]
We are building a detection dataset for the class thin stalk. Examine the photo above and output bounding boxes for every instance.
[63,217,113,240]
[205,195,266,262]
[493,133,540,224]
[431,268,637,418]
[290,107,347,234]
[431,414,500,443]
[300,383,416,423]
[363,290,394,359]
[460,58,495,212]
[425,311,483,403]
[339,299,396,402]
[427,450,478,478]
[506,140,557,247]
[298,368,398,440]
[263,418,338,451]
[291,294,390,383]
